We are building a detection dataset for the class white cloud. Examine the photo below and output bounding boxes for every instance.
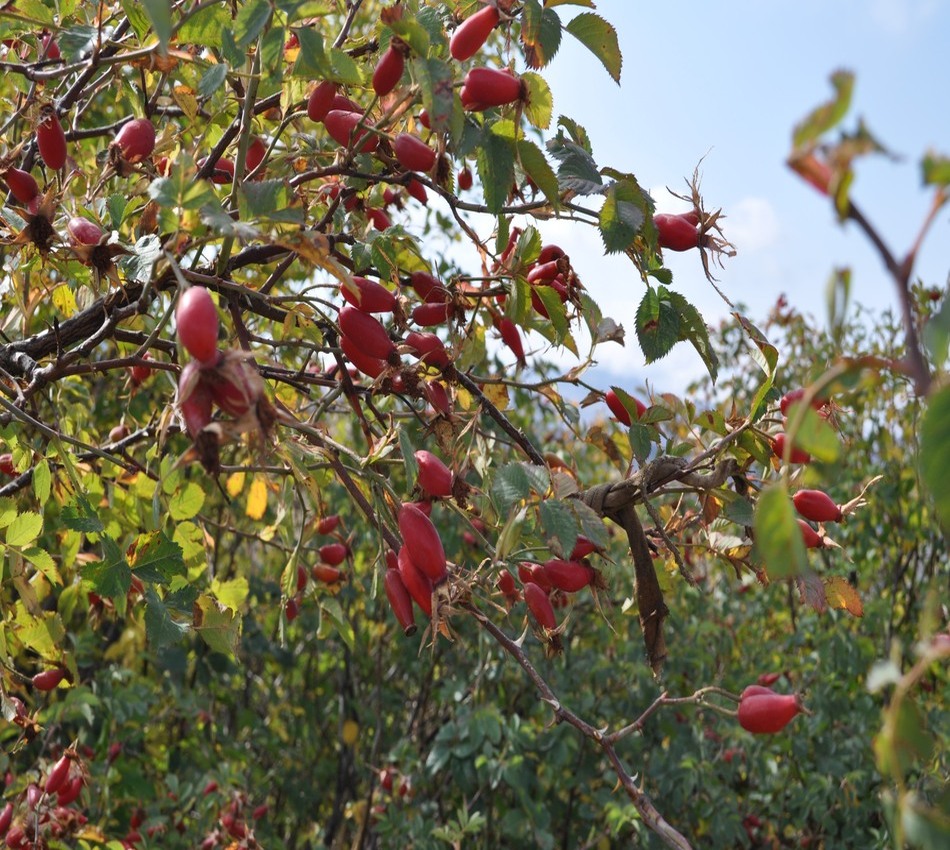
[871,0,939,33]
[721,196,780,253]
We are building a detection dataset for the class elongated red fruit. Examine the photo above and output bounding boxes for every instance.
[406,178,428,205]
[393,133,436,173]
[570,536,599,559]
[373,43,404,97]
[796,518,822,549]
[0,802,13,835]
[45,754,71,795]
[324,110,378,153]
[605,389,645,425]
[524,581,556,630]
[319,542,348,566]
[398,502,447,583]
[405,331,450,368]
[36,105,67,170]
[341,276,396,313]
[397,546,433,616]
[496,317,525,367]
[518,562,552,593]
[307,81,338,122]
[542,558,595,593]
[245,136,267,175]
[408,271,448,302]
[415,450,453,498]
[2,167,39,204]
[67,216,104,246]
[793,489,842,522]
[115,118,156,161]
[654,213,700,251]
[56,774,83,806]
[450,5,501,61]
[738,690,803,734]
[771,433,810,464]
[411,302,453,327]
[198,156,235,184]
[316,514,340,535]
[384,568,417,636]
[340,334,387,378]
[780,387,828,415]
[497,569,518,597]
[176,287,219,363]
[424,380,451,415]
[312,563,344,584]
[338,305,395,360]
[32,667,66,690]
[460,67,524,111]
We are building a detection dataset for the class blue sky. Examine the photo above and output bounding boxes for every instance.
[522,0,950,396]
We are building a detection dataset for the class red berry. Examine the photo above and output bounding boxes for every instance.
[373,43,404,97]
[129,353,153,386]
[538,244,566,264]
[450,5,501,61]
[393,133,436,173]
[341,277,397,313]
[244,136,267,175]
[40,31,60,60]
[397,545,433,616]
[324,110,374,153]
[605,389,645,425]
[406,178,428,205]
[654,213,700,252]
[517,562,552,593]
[198,156,235,184]
[398,502,447,583]
[316,515,340,535]
[0,454,16,476]
[411,302,453,327]
[0,803,11,836]
[109,424,128,442]
[424,380,451,415]
[524,581,556,630]
[176,287,219,364]
[771,433,811,464]
[2,167,39,204]
[406,331,450,368]
[418,109,431,129]
[457,166,473,191]
[497,569,518,597]
[115,118,156,162]
[779,387,828,416]
[67,216,104,246]
[339,334,387,378]
[495,317,525,367]
[339,305,395,361]
[415,450,453,498]
[542,558,595,593]
[570,536,599,559]
[45,754,71,795]
[796,518,822,549]
[408,271,447,302]
[307,81,338,122]
[737,690,804,734]
[32,667,66,690]
[460,67,524,111]
[177,362,215,438]
[57,775,83,805]
[319,542,348,566]
[312,563,344,584]
[792,489,842,523]
[36,105,67,170]
[384,568,417,636]
[366,207,391,231]
[757,672,782,687]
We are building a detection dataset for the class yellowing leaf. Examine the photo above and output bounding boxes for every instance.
[246,476,267,520]
[342,718,359,746]
[226,471,246,497]
[483,382,509,411]
[824,576,864,617]
[211,576,250,612]
[6,512,43,548]
[52,284,77,316]
[168,481,205,521]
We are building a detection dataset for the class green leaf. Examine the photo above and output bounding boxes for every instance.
[194,593,241,656]
[599,180,647,253]
[492,463,532,512]
[32,460,51,506]
[319,596,355,650]
[669,292,719,382]
[328,48,363,86]
[22,547,61,585]
[16,0,54,25]
[176,2,229,48]
[127,531,186,584]
[722,496,755,527]
[198,63,229,99]
[921,386,950,526]
[534,285,570,343]
[144,587,190,649]
[753,484,807,580]
[61,496,103,533]
[85,536,132,598]
[106,194,127,232]
[565,12,622,84]
[412,56,459,138]
[545,0,595,7]
[387,16,430,57]
[734,313,778,418]
[924,294,950,367]
[240,179,302,223]
[232,0,271,49]
[291,28,328,78]
[168,482,205,521]
[547,131,602,195]
[140,0,173,54]
[635,286,679,361]
[521,0,563,69]
[57,25,98,63]
[6,512,42,547]
[787,404,840,463]
[211,576,250,612]
[792,69,854,149]
[571,500,609,549]
[477,131,515,214]
[148,169,218,211]
[400,429,419,487]
[14,609,64,660]
[921,150,950,187]
[628,423,654,465]
[539,499,578,557]
[200,202,261,240]
[119,235,163,284]
[556,115,592,153]
[521,71,553,131]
